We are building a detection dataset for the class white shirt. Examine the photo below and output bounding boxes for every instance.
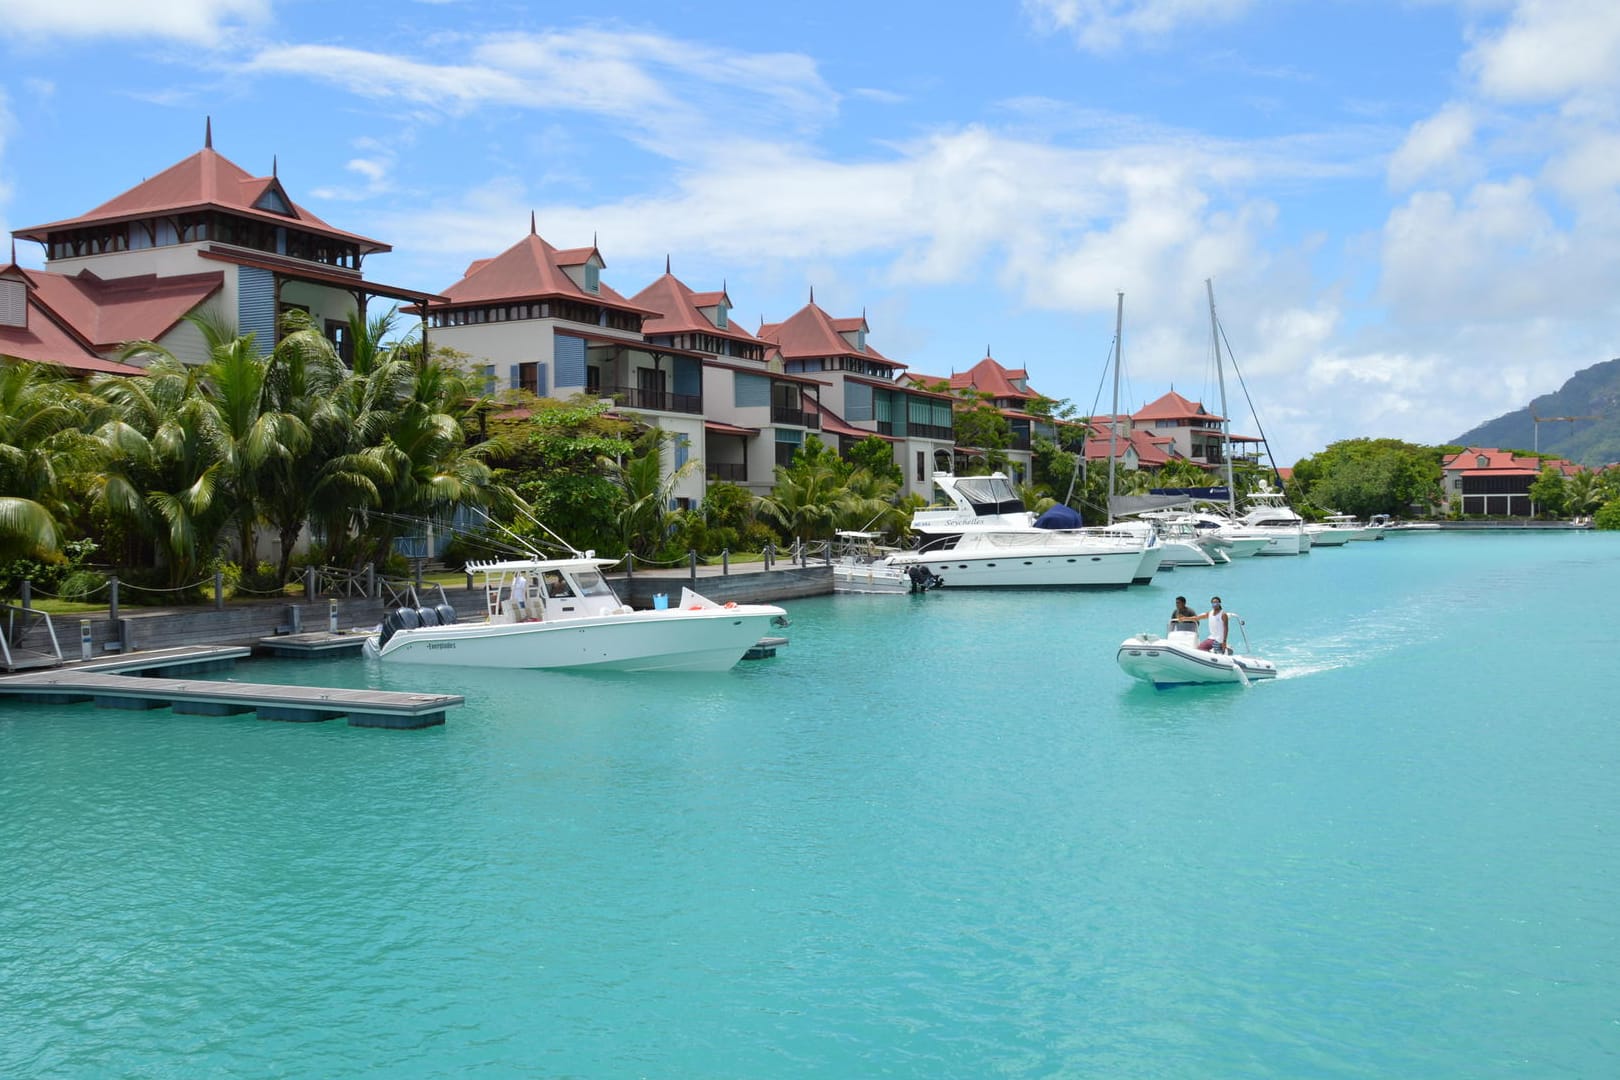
[512,575,529,606]
[1205,607,1229,643]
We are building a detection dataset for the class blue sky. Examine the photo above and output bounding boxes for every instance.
[5,0,1620,466]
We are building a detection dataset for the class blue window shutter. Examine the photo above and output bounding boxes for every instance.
[734,372,770,407]
[237,266,275,355]
[509,365,520,390]
[675,435,690,469]
[537,362,548,396]
[554,333,587,386]
[846,381,874,421]
[673,357,701,397]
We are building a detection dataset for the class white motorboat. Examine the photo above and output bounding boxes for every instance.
[1116,624,1278,688]
[1303,521,1352,547]
[364,556,788,672]
[831,531,934,594]
[1132,511,1219,567]
[1324,512,1382,541]
[1233,490,1309,555]
[896,472,1153,588]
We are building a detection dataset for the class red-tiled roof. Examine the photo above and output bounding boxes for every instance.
[15,146,388,254]
[29,267,223,349]
[0,268,145,374]
[630,273,760,346]
[1082,428,1180,467]
[806,397,895,441]
[433,232,654,316]
[1443,446,1581,477]
[923,356,1039,402]
[1134,390,1221,423]
[757,302,902,367]
[703,420,758,436]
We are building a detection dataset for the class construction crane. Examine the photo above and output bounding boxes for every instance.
[1531,413,1600,455]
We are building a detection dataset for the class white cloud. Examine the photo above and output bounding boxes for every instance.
[1466,0,1620,104]
[243,30,836,158]
[1388,104,1477,189]
[1023,0,1256,51]
[4,0,269,45]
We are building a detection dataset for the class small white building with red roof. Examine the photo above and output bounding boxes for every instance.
[1440,447,1581,516]
[758,298,955,498]
[9,123,433,368]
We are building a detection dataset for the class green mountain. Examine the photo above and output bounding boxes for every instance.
[1452,358,1620,467]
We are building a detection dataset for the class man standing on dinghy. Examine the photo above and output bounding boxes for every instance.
[1198,597,1230,653]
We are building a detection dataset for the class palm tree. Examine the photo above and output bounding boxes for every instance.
[603,430,698,558]
[757,457,846,545]
[0,361,90,558]
[832,467,906,535]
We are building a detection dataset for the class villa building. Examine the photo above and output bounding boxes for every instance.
[1127,390,1262,468]
[1440,447,1580,516]
[758,299,956,500]
[629,265,825,494]
[6,124,435,369]
[904,353,1079,483]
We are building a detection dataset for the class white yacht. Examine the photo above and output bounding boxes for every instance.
[1232,490,1309,556]
[890,473,1152,588]
[364,556,788,672]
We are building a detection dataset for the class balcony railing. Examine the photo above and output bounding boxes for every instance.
[707,463,747,482]
[771,405,820,430]
[602,384,703,415]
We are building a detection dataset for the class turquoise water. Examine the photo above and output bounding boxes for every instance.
[3,532,1617,1077]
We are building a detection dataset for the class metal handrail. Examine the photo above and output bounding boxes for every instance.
[1,604,63,670]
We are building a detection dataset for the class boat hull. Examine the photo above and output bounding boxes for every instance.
[832,562,914,594]
[887,548,1141,588]
[368,606,785,672]
[1116,633,1279,687]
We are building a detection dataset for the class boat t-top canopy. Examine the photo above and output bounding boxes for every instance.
[466,556,622,575]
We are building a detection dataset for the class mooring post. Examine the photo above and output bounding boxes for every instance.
[722,549,730,575]
[109,575,119,622]
[626,553,634,578]
[20,580,30,609]
[304,566,316,600]
[689,550,698,589]
[214,570,224,611]
[365,563,376,600]
[764,543,773,570]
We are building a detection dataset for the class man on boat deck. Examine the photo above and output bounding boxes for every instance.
[1170,597,1200,634]
[511,572,530,620]
[1198,597,1230,653]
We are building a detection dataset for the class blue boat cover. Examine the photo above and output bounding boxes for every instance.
[1033,505,1084,529]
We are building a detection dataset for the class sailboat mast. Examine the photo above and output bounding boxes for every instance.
[1107,291,1123,524]
[1206,278,1235,514]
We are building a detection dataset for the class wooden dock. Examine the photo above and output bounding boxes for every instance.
[0,644,460,729]
[256,631,373,658]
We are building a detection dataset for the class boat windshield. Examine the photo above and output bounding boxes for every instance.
[946,476,1024,516]
[570,569,617,598]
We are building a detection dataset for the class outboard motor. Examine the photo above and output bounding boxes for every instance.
[906,564,944,592]
[377,606,421,650]
[435,602,458,626]
[415,606,441,627]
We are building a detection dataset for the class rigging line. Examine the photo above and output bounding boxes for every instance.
[1215,316,1289,493]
